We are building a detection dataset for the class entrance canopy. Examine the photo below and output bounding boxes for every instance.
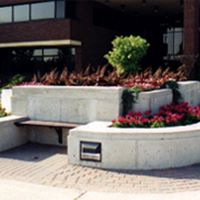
[0,39,82,48]
[96,0,183,16]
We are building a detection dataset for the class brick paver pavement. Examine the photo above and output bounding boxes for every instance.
[0,143,200,193]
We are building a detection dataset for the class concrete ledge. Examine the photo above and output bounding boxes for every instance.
[12,86,124,123]
[178,81,200,106]
[68,121,200,170]
[10,81,200,124]
[133,89,172,114]
[0,115,28,152]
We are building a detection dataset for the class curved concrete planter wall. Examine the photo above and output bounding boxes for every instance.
[68,121,200,170]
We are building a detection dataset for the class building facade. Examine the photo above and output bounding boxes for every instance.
[0,0,198,80]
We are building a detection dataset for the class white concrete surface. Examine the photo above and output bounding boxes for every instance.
[133,89,172,114]
[0,179,83,200]
[9,81,200,147]
[79,191,200,200]
[0,115,28,152]
[1,89,12,113]
[29,127,69,146]
[11,86,123,123]
[0,179,200,200]
[178,81,200,106]
[68,121,200,170]
[11,82,200,123]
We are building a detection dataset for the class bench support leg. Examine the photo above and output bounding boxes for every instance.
[55,128,63,144]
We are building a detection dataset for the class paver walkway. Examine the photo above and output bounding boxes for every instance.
[0,143,200,194]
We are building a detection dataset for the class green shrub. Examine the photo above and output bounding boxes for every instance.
[105,35,150,75]
[2,74,25,89]
[0,104,7,118]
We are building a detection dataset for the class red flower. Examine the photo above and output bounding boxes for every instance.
[112,102,200,128]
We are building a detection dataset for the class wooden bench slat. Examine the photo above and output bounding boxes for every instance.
[15,120,80,129]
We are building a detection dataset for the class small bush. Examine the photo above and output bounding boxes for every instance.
[104,35,150,75]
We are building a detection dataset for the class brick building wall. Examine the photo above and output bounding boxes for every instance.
[0,0,118,68]
[0,0,198,73]
[0,20,72,43]
[73,1,118,67]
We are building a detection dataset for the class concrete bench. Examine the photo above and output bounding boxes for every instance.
[15,118,80,144]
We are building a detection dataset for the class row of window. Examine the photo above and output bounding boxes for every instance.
[13,48,76,62]
[10,47,76,72]
[0,0,65,24]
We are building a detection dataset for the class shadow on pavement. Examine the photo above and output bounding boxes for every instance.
[0,142,66,162]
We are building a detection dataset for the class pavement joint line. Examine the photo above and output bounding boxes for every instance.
[73,191,87,200]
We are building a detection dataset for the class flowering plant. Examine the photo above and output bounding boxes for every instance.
[120,66,186,91]
[22,65,186,88]
[112,102,200,128]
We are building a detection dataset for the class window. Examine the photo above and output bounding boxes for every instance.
[44,48,59,56]
[174,28,182,54]
[56,0,65,18]
[14,5,29,22]
[33,48,59,62]
[65,1,76,19]
[163,27,183,60]
[33,49,43,56]
[31,1,55,20]
[0,1,66,24]
[0,6,12,23]
[43,48,59,61]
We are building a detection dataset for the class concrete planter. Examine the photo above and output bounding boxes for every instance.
[68,121,200,170]
[0,116,28,152]
[9,81,200,148]
[11,81,200,123]
[178,81,200,106]
[11,86,174,124]
[1,89,12,113]
[132,89,172,114]
[12,86,124,123]
[10,86,173,147]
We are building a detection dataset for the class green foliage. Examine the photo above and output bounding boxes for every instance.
[0,104,7,118]
[2,74,25,89]
[162,80,182,104]
[105,35,150,75]
[151,121,165,128]
[122,87,141,116]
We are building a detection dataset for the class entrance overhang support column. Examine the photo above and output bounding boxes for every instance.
[182,0,199,78]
